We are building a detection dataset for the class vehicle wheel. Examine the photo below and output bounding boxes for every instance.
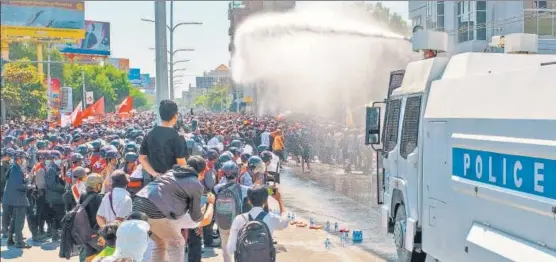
[394,204,426,262]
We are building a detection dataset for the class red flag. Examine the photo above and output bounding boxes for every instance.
[117,96,133,114]
[93,97,105,116]
[82,97,105,118]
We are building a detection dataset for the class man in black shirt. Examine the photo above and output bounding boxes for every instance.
[139,100,188,178]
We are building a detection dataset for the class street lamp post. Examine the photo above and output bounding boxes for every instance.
[141,1,202,101]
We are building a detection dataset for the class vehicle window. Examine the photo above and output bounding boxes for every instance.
[400,95,422,159]
[382,99,402,153]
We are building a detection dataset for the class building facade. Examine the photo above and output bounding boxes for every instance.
[409,0,556,54]
[228,0,296,55]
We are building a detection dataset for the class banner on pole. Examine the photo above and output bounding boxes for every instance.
[47,78,61,127]
[61,87,73,113]
[86,91,94,105]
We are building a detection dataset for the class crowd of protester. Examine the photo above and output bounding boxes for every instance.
[0,99,373,262]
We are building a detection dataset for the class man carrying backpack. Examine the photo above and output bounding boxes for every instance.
[227,185,289,262]
[214,161,250,262]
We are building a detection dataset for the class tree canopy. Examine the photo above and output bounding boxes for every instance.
[194,85,233,112]
[1,59,48,119]
[2,42,153,119]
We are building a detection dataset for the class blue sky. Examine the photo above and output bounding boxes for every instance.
[85,1,408,97]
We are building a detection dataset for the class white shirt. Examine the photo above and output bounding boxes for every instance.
[226,207,289,254]
[97,187,133,223]
[242,144,253,155]
[207,137,220,148]
[261,132,271,147]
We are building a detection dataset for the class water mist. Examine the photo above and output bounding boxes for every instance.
[232,4,416,125]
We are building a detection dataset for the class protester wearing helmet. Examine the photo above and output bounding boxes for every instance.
[110,140,122,153]
[228,147,241,164]
[89,139,103,168]
[1,149,33,248]
[32,150,50,239]
[237,153,253,187]
[216,152,233,182]
[247,156,266,185]
[36,140,48,150]
[0,148,15,203]
[102,150,121,192]
[124,142,139,154]
[125,152,144,197]
[213,160,250,262]
[24,137,38,172]
[44,150,66,242]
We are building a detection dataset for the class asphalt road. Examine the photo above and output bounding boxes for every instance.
[1,163,396,261]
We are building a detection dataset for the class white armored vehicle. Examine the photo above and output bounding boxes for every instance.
[365,31,556,262]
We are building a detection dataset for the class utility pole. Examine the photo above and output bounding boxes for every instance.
[154,0,169,123]
[46,48,52,123]
[82,69,86,110]
[169,0,175,100]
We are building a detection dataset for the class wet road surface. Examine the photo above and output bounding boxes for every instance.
[280,163,397,261]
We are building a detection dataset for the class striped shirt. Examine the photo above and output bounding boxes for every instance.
[132,196,165,219]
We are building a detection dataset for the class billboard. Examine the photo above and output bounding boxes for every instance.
[128,68,141,86]
[60,87,73,113]
[47,78,61,127]
[140,74,150,89]
[196,76,216,89]
[107,58,130,73]
[59,20,110,56]
[0,1,85,39]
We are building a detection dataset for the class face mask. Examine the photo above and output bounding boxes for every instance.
[54,160,62,166]
[45,160,52,166]
[21,160,28,168]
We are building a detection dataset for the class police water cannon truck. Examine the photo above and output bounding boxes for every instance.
[365,30,556,262]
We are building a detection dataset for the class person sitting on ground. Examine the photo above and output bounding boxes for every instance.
[91,221,121,262]
[226,185,289,255]
[94,220,151,262]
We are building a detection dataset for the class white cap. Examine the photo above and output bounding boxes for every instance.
[114,220,150,261]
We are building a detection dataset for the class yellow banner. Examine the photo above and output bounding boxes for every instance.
[243,96,253,103]
[1,26,85,39]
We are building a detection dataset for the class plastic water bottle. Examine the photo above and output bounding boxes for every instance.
[309,217,314,227]
[325,238,331,249]
[340,233,345,247]
[334,222,339,232]
[287,212,292,220]
[325,221,330,232]
[292,213,296,220]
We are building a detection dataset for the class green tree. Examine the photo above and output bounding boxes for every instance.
[1,59,47,119]
[193,85,232,112]
[8,42,65,80]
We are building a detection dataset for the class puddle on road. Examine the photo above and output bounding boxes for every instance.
[279,165,397,261]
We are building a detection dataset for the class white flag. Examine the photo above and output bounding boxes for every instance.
[71,101,83,125]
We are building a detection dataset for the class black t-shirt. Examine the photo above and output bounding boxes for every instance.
[140,126,188,174]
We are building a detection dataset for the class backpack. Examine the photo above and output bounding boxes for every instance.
[61,194,99,249]
[215,183,243,230]
[234,212,276,262]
